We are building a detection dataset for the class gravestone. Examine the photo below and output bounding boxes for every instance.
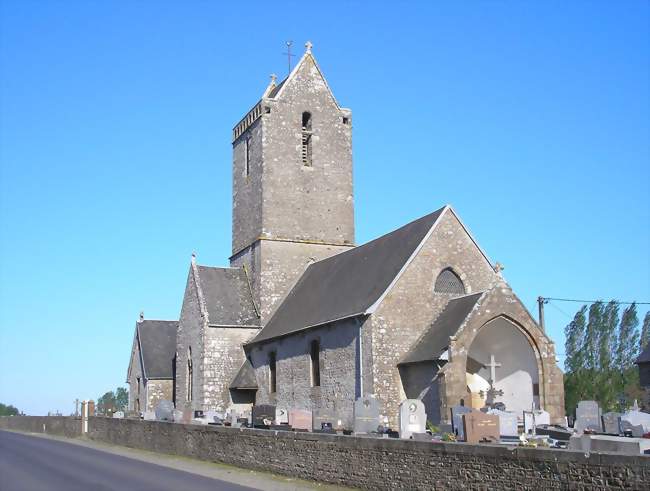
[204,410,224,424]
[602,412,622,435]
[288,409,312,430]
[487,409,518,438]
[621,409,650,433]
[313,406,342,431]
[399,399,426,439]
[569,434,650,455]
[143,411,156,421]
[172,409,184,423]
[523,409,551,435]
[463,412,500,444]
[353,396,380,434]
[252,404,276,428]
[620,420,645,438]
[275,408,289,425]
[112,411,124,419]
[155,400,174,422]
[575,400,602,433]
[450,406,473,440]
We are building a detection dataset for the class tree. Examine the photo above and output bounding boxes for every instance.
[96,391,116,415]
[0,403,20,416]
[596,301,619,410]
[564,306,587,414]
[115,387,128,411]
[641,311,650,352]
[617,303,639,373]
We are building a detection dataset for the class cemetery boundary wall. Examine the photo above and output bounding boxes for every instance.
[1,416,649,490]
[0,416,82,438]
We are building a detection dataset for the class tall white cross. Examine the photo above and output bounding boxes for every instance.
[486,354,501,383]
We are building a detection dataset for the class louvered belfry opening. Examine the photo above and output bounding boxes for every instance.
[434,268,465,295]
[301,111,312,166]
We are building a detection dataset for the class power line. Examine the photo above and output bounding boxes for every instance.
[541,297,650,306]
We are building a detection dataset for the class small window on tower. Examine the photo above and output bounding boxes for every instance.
[301,112,312,167]
[245,136,251,177]
[269,351,277,393]
[342,117,349,125]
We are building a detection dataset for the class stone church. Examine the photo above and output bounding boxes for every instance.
[127,42,565,427]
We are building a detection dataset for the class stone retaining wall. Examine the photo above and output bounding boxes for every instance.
[2,416,648,490]
[0,416,81,438]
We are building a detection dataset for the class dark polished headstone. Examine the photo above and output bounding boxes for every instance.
[252,404,276,427]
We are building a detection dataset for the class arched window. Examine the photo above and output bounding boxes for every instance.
[310,340,321,387]
[186,347,193,402]
[269,351,277,393]
[434,268,465,295]
[301,112,312,167]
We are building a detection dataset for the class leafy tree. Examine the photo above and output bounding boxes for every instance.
[617,303,639,373]
[96,391,116,415]
[596,301,619,409]
[0,403,20,416]
[641,311,650,352]
[584,301,604,372]
[564,306,587,413]
[115,387,128,411]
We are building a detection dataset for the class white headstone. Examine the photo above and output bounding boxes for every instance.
[112,411,124,419]
[399,399,426,439]
[488,409,518,437]
[143,411,156,421]
[275,408,289,424]
[621,409,650,433]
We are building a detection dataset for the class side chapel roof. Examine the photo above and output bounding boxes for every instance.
[249,206,447,345]
[229,359,258,390]
[195,265,260,327]
[398,292,484,366]
[137,320,178,379]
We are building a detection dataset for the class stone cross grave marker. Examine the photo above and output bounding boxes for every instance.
[450,405,473,440]
[399,399,426,439]
[288,409,312,430]
[487,409,518,438]
[575,400,602,433]
[252,404,276,428]
[275,408,289,425]
[353,396,380,434]
[155,400,174,422]
[463,412,500,444]
[602,412,622,435]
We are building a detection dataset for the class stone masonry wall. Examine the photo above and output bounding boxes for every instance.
[146,380,173,412]
[370,209,498,427]
[175,265,205,412]
[87,418,649,491]
[127,336,144,413]
[203,326,258,411]
[0,416,82,438]
[249,318,362,429]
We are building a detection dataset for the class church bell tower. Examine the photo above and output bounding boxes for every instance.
[229,42,355,321]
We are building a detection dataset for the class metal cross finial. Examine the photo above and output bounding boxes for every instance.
[283,41,296,74]
[305,40,313,53]
[270,73,277,84]
[494,262,504,274]
[139,311,144,322]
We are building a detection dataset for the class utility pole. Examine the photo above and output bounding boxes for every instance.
[537,296,548,332]
[74,399,79,417]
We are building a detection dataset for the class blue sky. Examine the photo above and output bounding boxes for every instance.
[1,1,648,415]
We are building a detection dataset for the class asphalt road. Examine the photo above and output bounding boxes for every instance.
[0,430,257,491]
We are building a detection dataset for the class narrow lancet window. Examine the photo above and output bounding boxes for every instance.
[301,112,312,166]
[245,135,251,177]
[310,340,321,387]
[186,348,193,402]
[269,351,277,393]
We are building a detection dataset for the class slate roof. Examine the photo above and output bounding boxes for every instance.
[229,359,258,390]
[399,292,484,365]
[196,266,260,327]
[249,207,446,345]
[637,343,650,364]
[137,320,178,379]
